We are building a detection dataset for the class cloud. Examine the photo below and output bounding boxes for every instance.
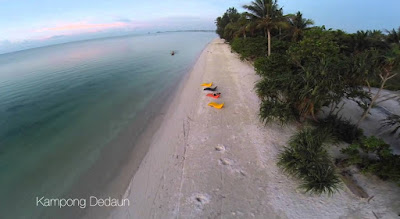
[115,18,133,23]
[36,21,129,32]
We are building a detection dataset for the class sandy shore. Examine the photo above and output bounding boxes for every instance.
[109,39,399,219]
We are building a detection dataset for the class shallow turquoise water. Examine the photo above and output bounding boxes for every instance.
[0,32,216,218]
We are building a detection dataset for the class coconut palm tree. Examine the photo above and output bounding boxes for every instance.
[223,22,239,42]
[287,11,314,42]
[351,30,370,53]
[385,27,400,45]
[243,0,286,56]
[234,13,250,38]
[245,20,258,37]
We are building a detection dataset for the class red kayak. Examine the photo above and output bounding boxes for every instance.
[206,93,220,99]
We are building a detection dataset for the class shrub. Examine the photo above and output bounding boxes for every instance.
[315,115,363,144]
[231,37,268,60]
[341,136,400,185]
[278,127,341,195]
[258,98,298,124]
[254,53,291,77]
[381,114,400,138]
[254,28,369,123]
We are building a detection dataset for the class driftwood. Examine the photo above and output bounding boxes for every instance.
[339,170,369,198]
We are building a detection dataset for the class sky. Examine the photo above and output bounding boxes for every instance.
[0,0,399,54]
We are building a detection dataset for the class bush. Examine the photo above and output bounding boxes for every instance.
[259,98,298,124]
[254,29,366,123]
[254,53,291,77]
[231,37,268,60]
[341,136,400,185]
[278,127,341,195]
[381,114,400,138]
[315,115,363,144]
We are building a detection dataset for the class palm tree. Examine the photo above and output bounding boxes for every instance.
[287,12,314,42]
[245,20,258,37]
[385,27,400,45]
[235,13,250,38]
[223,22,240,42]
[351,30,370,53]
[243,0,286,56]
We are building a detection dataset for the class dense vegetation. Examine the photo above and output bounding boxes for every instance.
[216,0,400,194]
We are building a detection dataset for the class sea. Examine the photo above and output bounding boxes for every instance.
[0,32,216,218]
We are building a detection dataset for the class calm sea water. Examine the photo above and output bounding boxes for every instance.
[0,32,216,218]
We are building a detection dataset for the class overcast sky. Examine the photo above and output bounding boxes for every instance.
[0,0,399,52]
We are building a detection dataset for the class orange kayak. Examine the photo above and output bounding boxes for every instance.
[208,102,224,109]
[206,93,220,99]
[201,82,212,87]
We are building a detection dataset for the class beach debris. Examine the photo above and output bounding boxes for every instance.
[208,102,224,109]
[204,86,217,91]
[339,170,369,198]
[201,82,213,87]
[367,196,374,203]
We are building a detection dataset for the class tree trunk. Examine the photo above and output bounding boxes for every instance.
[356,72,397,127]
[267,28,271,56]
[356,86,383,128]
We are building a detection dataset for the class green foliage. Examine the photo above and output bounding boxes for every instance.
[341,136,400,185]
[215,2,400,192]
[254,27,390,123]
[288,27,340,65]
[231,37,268,60]
[231,38,291,61]
[255,30,357,121]
[367,44,400,90]
[278,127,341,195]
[381,114,400,138]
[254,53,290,76]
[258,98,297,124]
[286,11,314,42]
[385,27,400,45]
[215,7,240,39]
[381,74,400,90]
[316,115,363,144]
[223,22,239,42]
[243,0,286,56]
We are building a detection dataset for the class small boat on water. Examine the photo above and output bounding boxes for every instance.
[171,51,175,56]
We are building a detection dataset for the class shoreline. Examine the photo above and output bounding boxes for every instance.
[82,40,214,219]
[108,39,218,219]
[109,38,400,218]
[39,38,214,219]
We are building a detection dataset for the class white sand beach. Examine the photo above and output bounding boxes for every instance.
[108,39,400,219]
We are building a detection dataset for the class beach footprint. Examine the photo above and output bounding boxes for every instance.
[215,144,226,152]
[219,158,233,166]
[189,193,211,210]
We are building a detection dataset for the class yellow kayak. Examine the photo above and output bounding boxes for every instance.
[201,82,212,87]
[208,102,224,109]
